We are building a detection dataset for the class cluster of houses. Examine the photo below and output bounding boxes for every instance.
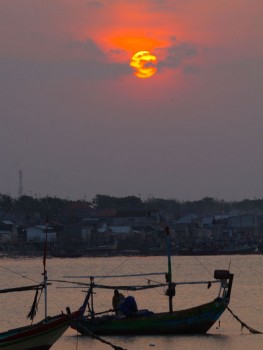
[0,202,262,255]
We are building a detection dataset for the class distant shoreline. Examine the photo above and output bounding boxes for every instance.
[0,246,260,259]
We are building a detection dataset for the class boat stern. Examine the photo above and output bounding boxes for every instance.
[214,270,234,301]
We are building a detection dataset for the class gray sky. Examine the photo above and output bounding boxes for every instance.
[1,0,263,201]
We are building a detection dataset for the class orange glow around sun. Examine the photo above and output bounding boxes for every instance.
[130,51,157,78]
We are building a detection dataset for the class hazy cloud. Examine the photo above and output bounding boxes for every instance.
[158,39,198,70]
[0,56,130,83]
[66,38,106,59]
[85,1,104,9]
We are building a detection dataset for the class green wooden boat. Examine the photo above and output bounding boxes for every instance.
[70,228,234,336]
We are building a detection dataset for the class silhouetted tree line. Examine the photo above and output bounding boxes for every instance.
[0,194,73,219]
[1,193,263,220]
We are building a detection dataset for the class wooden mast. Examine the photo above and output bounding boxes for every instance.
[43,217,48,319]
[165,227,174,313]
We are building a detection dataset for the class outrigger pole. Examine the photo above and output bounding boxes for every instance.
[64,272,166,279]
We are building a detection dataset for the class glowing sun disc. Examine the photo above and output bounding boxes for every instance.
[130,51,157,79]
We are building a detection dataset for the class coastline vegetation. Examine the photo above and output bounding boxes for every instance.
[1,193,263,218]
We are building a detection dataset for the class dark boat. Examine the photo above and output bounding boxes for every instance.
[69,228,234,336]
[0,222,80,349]
[0,307,79,350]
[51,250,83,258]
[218,243,257,255]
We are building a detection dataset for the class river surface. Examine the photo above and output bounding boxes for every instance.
[0,255,262,350]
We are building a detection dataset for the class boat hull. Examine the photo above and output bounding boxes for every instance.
[218,245,257,255]
[73,297,228,336]
[0,311,77,350]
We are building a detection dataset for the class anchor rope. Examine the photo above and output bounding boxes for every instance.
[75,329,79,350]
[73,319,127,350]
[227,306,262,334]
[67,306,127,350]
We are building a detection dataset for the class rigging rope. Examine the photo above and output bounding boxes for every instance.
[95,256,131,311]
[227,306,262,334]
[0,265,38,283]
[97,257,131,283]
[75,329,79,350]
[193,256,214,278]
[145,278,166,295]
[28,285,44,323]
[27,288,39,321]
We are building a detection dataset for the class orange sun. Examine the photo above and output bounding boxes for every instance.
[130,51,157,78]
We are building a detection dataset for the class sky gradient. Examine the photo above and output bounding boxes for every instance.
[1,0,263,201]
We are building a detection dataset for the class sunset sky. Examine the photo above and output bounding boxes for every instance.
[1,0,263,201]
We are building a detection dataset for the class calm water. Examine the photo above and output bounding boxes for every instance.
[0,255,262,350]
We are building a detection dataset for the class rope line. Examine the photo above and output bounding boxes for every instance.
[97,257,131,283]
[227,306,262,334]
[0,265,38,283]
[75,329,79,350]
[72,319,127,350]
[193,256,214,278]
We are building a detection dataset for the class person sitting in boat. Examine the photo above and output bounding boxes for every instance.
[118,296,138,317]
[112,289,125,314]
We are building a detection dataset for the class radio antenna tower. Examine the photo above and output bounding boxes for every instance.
[18,170,24,198]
